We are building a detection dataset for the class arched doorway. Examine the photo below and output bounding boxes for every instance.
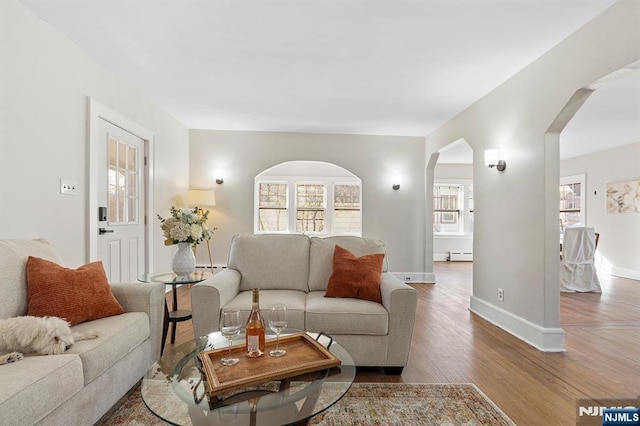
[432,139,474,261]
[425,139,474,284]
[545,62,640,322]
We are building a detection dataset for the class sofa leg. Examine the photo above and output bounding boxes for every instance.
[383,366,404,375]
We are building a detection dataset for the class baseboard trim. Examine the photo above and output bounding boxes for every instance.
[469,296,566,352]
[391,272,435,284]
[609,266,640,281]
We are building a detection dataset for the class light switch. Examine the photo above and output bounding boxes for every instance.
[60,179,78,195]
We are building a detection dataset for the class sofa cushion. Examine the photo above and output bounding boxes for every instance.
[223,290,306,331]
[26,257,125,326]
[229,234,310,292]
[67,312,150,384]
[0,239,64,319]
[305,291,389,336]
[325,245,384,303]
[308,236,388,292]
[0,354,84,425]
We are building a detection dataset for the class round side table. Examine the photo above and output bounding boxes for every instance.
[139,271,211,354]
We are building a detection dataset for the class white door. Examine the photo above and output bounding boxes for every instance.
[96,119,146,283]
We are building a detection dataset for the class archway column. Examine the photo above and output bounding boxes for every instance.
[423,152,440,284]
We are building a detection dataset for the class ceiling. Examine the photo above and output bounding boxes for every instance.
[18,0,638,161]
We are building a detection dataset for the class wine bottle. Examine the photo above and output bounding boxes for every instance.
[245,288,265,357]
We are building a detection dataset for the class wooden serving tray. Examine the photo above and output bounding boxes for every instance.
[198,332,341,397]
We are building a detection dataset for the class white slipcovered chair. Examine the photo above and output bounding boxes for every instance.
[560,227,601,293]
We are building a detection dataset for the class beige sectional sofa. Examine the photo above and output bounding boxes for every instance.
[0,239,165,426]
[191,234,417,374]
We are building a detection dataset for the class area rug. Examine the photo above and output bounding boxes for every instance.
[97,382,515,425]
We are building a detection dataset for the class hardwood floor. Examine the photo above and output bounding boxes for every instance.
[165,262,640,425]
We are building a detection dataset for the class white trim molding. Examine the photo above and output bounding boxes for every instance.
[470,296,566,352]
[87,97,155,275]
[609,267,640,281]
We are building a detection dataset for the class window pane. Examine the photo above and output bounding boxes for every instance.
[255,175,362,236]
[433,211,460,233]
[560,181,582,229]
[334,184,361,234]
[334,210,361,234]
[258,209,288,231]
[433,184,462,233]
[334,184,360,209]
[560,212,581,228]
[259,183,287,208]
[296,209,325,233]
[296,184,325,233]
[258,183,287,232]
[297,184,325,208]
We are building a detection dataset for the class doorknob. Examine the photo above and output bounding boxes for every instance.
[98,228,114,235]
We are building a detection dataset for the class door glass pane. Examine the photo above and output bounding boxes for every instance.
[107,135,139,225]
[128,198,137,224]
[127,172,137,197]
[118,196,125,224]
[108,193,117,222]
[118,141,127,169]
[107,138,119,223]
[128,146,137,171]
[108,137,117,167]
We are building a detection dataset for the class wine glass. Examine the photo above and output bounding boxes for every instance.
[269,304,288,357]
[220,309,241,366]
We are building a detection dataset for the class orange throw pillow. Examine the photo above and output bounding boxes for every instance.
[324,245,384,303]
[26,256,125,325]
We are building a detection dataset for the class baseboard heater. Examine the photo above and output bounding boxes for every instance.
[195,265,227,273]
[448,251,473,262]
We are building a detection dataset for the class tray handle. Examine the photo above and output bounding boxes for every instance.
[315,331,334,349]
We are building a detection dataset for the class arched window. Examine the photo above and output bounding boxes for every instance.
[254,161,362,236]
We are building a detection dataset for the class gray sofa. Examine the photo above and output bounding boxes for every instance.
[191,234,417,374]
[0,239,165,426]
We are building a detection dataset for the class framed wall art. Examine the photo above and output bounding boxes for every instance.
[606,180,640,214]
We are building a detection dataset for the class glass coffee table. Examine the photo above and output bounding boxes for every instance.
[141,329,355,425]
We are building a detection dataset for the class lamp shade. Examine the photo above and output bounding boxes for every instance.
[484,149,500,167]
[185,189,216,207]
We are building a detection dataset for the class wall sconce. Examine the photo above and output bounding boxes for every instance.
[213,169,224,184]
[392,175,402,190]
[484,149,506,171]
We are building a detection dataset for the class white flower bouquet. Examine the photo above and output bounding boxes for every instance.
[157,206,212,246]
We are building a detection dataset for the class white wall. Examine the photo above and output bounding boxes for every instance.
[0,0,189,270]
[424,0,640,351]
[189,129,426,274]
[561,141,640,279]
